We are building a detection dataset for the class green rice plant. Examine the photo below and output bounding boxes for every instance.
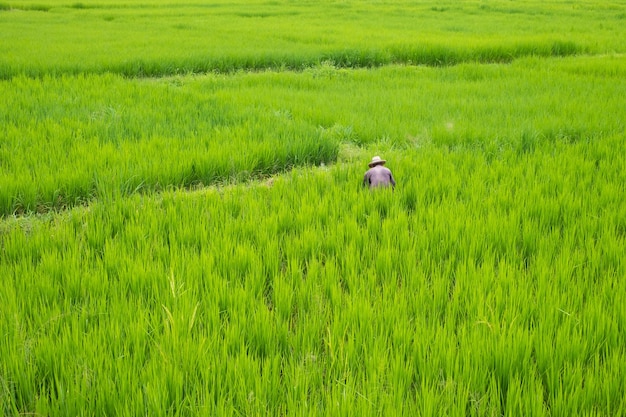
[1,0,624,78]
[0,73,341,216]
[3,129,625,415]
[1,1,626,415]
[2,55,624,216]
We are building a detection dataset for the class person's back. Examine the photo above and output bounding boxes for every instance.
[363,156,396,189]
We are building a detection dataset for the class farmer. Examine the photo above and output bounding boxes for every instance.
[363,156,396,190]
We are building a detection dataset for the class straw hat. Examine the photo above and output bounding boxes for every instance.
[368,156,386,168]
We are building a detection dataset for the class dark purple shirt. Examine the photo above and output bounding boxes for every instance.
[363,165,396,189]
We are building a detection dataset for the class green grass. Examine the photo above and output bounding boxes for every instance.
[1,0,626,415]
[2,138,625,415]
[0,72,340,215]
[2,0,625,78]
[2,55,625,216]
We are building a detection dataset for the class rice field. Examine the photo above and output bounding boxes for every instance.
[1,0,626,416]
[2,0,625,78]
[2,56,625,216]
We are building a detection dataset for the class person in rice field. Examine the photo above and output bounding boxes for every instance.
[363,156,396,190]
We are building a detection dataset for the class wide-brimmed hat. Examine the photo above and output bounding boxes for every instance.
[368,156,386,167]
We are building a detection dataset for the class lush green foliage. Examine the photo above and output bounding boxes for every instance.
[1,0,626,415]
[2,0,625,78]
[2,138,625,415]
[2,56,625,216]
[0,72,339,215]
